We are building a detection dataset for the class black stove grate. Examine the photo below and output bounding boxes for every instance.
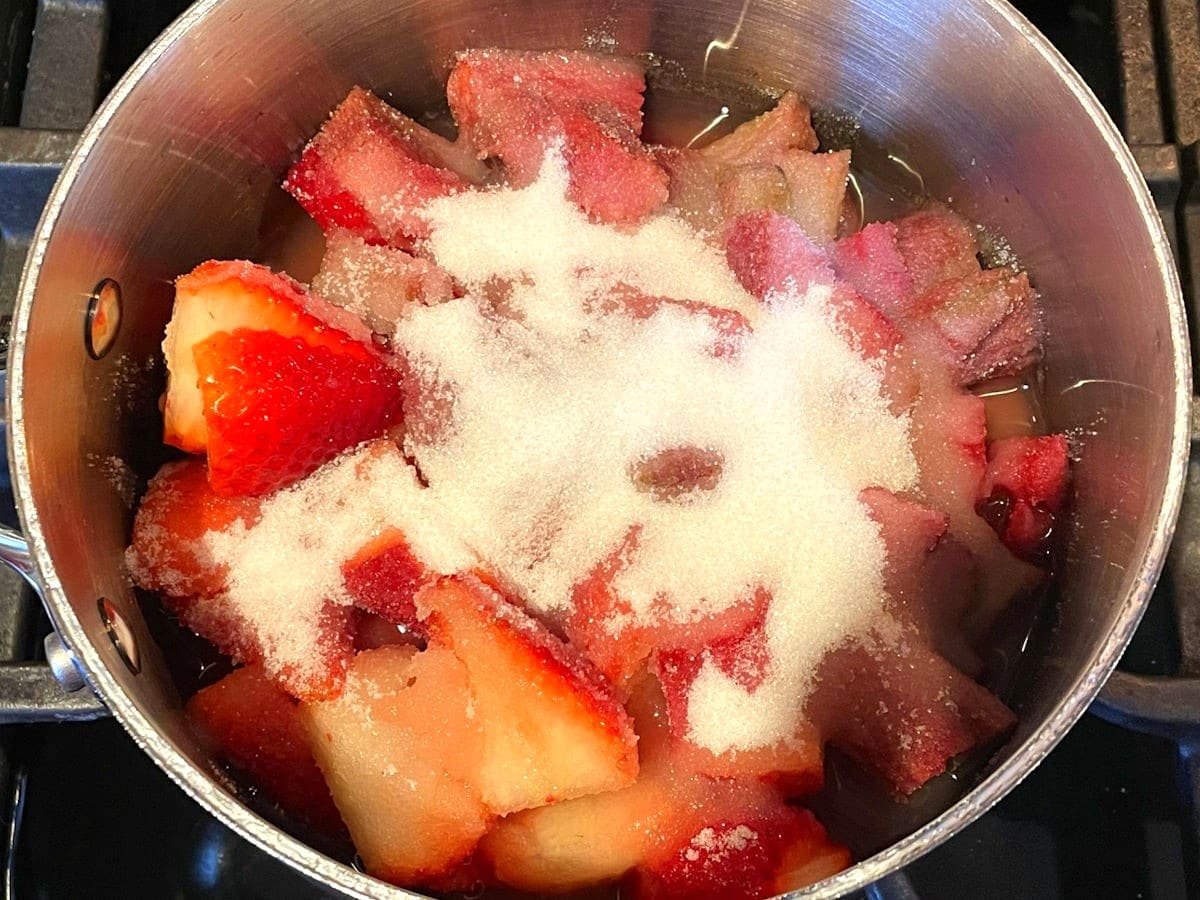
[0,1,1197,898]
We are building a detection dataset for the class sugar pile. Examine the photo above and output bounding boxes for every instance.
[397,150,919,753]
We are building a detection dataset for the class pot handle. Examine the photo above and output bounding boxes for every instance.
[0,368,108,721]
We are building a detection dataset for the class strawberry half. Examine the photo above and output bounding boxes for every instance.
[187,665,346,837]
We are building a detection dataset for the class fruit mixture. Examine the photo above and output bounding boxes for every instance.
[126,49,1071,898]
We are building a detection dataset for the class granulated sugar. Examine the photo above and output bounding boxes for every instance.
[201,444,475,685]
[392,151,919,754]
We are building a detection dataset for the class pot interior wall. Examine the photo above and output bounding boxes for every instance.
[13,0,1183,892]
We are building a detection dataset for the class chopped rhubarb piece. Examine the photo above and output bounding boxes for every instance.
[312,230,455,333]
[567,531,766,687]
[605,286,752,358]
[631,446,725,502]
[657,148,726,233]
[300,645,492,885]
[718,164,792,220]
[187,665,344,836]
[915,268,1040,385]
[700,91,819,164]
[341,528,429,633]
[447,49,668,223]
[894,205,981,295]
[775,149,851,245]
[416,576,638,815]
[284,87,485,248]
[979,435,1071,562]
[626,807,849,900]
[827,287,904,360]
[832,221,916,317]
[163,259,376,454]
[725,209,834,299]
[809,635,1016,795]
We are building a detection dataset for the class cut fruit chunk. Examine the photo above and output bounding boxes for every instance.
[416,576,638,815]
[894,205,981,295]
[978,434,1071,562]
[775,149,852,245]
[447,49,668,223]
[300,645,491,885]
[163,260,402,496]
[164,260,374,454]
[126,458,262,601]
[195,327,404,496]
[186,665,344,836]
[809,633,1016,795]
[126,458,356,703]
[284,87,486,249]
[480,678,789,893]
[341,527,430,634]
[626,807,850,900]
[312,230,455,333]
[725,209,834,300]
[699,91,819,165]
[832,221,916,317]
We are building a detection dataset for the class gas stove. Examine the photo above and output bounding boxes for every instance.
[0,1,1195,898]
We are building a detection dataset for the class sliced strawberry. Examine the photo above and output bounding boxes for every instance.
[626,806,849,900]
[447,49,668,223]
[300,645,492,886]
[312,230,455,333]
[126,458,262,601]
[194,327,403,496]
[978,434,1071,562]
[832,221,916,317]
[775,149,851,245]
[809,634,1015,795]
[127,457,356,702]
[341,527,429,634]
[186,665,345,836]
[725,209,834,299]
[894,205,981,295]
[480,677,787,893]
[699,91,819,165]
[416,576,638,815]
[283,87,486,249]
[163,260,376,454]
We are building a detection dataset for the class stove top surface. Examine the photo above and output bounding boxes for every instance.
[1,1,1197,898]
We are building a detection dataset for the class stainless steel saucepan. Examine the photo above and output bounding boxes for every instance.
[0,0,1188,896]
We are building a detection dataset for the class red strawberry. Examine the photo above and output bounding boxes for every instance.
[186,665,345,837]
[127,459,356,702]
[447,49,668,223]
[284,87,486,249]
[978,434,1071,562]
[416,576,639,815]
[626,806,849,900]
[194,326,403,496]
[163,259,377,454]
[127,459,262,601]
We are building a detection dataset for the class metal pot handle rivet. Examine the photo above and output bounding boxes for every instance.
[84,278,122,360]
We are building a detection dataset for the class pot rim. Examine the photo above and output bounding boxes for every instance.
[6,0,1191,897]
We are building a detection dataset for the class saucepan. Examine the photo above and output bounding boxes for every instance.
[0,0,1188,896]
